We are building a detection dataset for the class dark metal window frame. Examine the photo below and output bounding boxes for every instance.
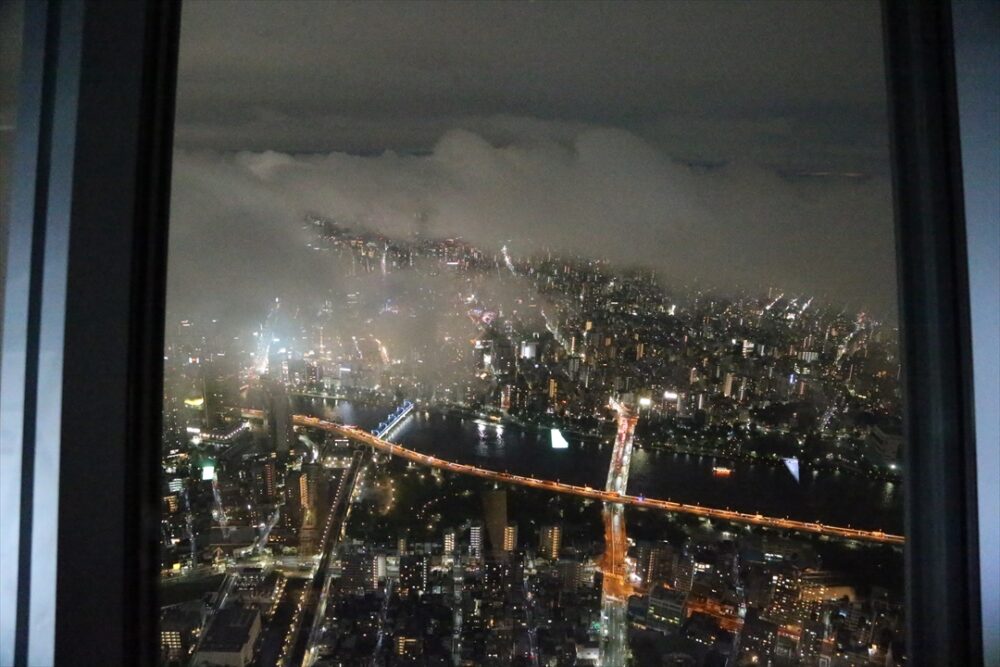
[0,1,179,665]
[884,2,985,664]
[0,1,989,665]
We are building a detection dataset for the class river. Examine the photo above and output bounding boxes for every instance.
[294,397,903,534]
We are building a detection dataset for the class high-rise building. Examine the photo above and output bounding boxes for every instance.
[647,585,687,632]
[540,525,562,560]
[482,489,508,557]
[767,567,803,625]
[673,550,696,592]
[340,553,379,594]
[556,560,589,592]
[265,384,292,453]
[160,602,204,664]
[646,542,676,588]
[484,559,512,598]
[395,635,421,658]
[163,494,179,514]
[469,521,484,561]
[503,523,518,552]
[250,458,276,504]
[297,470,311,510]
[722,372,735,398]
[741,615,779,663]
[443,528,456,555]
[398,555,428,596]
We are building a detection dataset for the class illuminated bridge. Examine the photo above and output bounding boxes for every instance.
[600,399,638,666]
[291,415,904,545]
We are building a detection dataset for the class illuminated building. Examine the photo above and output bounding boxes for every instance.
[298,471,310,509]
[503,523,518,552]
[722,372,735,398]
[484,560,512,598]
[673,550,696,593]
[250,458,276,503]
[395,635,421,658]
[540,524,562,560]
[469,521,484,561]
[646,542,676,588]
[741,615,779,663]
[398,555,428,596]
[340,553,379,594]
[556,560,589,592]
[767,567,803,625]
[163,494,179,514]
[160,602,204,663]
[647,585,687,632]
[443,528,456,555]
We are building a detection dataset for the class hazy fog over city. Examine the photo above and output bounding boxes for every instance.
[159,4,909,667]
[167,0,896,326]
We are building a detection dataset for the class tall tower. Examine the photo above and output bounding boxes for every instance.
[481,488,508,558]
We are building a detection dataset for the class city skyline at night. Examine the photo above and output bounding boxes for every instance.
[159,3,907,666]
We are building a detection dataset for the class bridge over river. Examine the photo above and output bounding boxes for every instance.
[292,413,904,546]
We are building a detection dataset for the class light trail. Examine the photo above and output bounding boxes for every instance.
[291,415,904,545]
[600,399,637,666]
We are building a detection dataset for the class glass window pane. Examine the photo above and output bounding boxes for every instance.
[163,3,907,665]
[0,0,24,373]
[0,4,25,662]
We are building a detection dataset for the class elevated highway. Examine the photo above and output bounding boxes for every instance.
[292,415,904,545]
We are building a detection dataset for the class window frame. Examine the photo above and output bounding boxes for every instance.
[0,1,179,665]
[883,1,987,663]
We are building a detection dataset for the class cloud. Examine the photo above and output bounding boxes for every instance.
[174,0,890,174]
[166,125,897,326]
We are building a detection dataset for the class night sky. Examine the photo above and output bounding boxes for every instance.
[167,0,898,323]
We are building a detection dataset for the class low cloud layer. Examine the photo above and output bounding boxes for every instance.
[167,125,896,325]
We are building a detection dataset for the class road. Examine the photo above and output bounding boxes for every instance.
[295,450,365,667]
[293,415,904,545]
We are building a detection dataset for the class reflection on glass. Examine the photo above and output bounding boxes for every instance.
[161,3,907,666]
[0,0,25,365]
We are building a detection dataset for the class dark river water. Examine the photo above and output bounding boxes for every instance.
[295,398,903,534]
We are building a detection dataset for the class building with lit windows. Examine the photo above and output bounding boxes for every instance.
[443,527,456,555]
[767,567,803,625]
[503,522,518,552]
[340,553,380,595]
[540,524,562,560]
[469,521,484,561]
[160,601,206,664]
[398,555,428,596]
[647,585,687,632]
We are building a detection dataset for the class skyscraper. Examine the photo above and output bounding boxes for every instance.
[540,525,562,560]
[443,528,456,555]
[469,521,484,561]
[482,488,508,557]
[503,523,518,553]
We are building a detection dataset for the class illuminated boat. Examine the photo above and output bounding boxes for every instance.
[712,465,734,477]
